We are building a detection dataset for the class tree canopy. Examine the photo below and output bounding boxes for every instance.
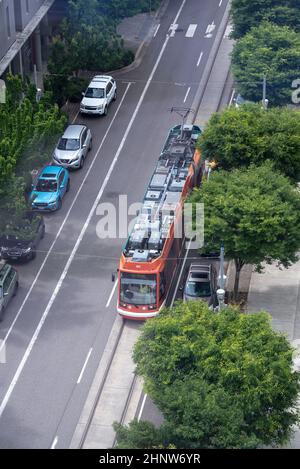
[231,22,300,106]
[189,163,300,297]
[230,0,300,39]
[115,301,300,448]
[197,104,300,182]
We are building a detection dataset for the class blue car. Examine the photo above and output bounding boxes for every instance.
[30,166,70,211]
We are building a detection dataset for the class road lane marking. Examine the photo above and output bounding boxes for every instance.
[219,0,223,6]
[183,86,191,103]
[204,21,216,38]
[153,24,160,37]
[51,436,58,449]
[185,24,197,38]
[169,23,178,37]
[138,394,147,422]
[106,280,118,308]
[0,0,188,419]
[0,84,132,360]
[197,51,203,67]
[229,88,235,106]
[77,348,93,384]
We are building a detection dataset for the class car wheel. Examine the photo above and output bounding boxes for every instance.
[57,198,62,210]
[113,90,117,101]
[104,106,108,116]
[66,179,70,192]
[89,139,92,151]
[30,250,36,260]
[80,157,85,169]
[13,281,19,297]
[0,307,4,322]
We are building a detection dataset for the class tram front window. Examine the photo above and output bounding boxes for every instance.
[120,273,157,306]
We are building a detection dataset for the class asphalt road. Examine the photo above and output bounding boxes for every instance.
[0,0,230,449]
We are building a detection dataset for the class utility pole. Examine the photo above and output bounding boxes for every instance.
[262,74,268,109]
[217,245,227,311]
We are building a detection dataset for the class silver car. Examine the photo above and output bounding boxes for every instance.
[53,124,92,170]
[0,261,19,321]
[183,263,217,307]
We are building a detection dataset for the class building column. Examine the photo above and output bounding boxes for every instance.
[19,49,24,79]
[33,25,43,72]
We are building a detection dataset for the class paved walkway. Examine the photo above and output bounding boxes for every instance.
[247,262,300,448]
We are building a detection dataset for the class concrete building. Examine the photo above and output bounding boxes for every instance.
[0,0,56,86]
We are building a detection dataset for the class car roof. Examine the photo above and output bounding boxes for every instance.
[62,124,86,139]
[40,166,61,179]
[89,75,113,89]
[187,264,212,281]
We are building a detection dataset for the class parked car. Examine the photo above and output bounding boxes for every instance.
[53,124,92,170]
[0,261,18,321]
[30,166,70,212]
[80,75,117,116]
[0,212,45,262]
[183,263,217,307]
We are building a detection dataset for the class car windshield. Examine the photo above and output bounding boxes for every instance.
[35,179,57,192]
[185,281,211,297]
[120,273,157,306]
[85,87,104,99]
[57,138,80,151]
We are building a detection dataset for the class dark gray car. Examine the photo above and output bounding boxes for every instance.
[183,264,217,307]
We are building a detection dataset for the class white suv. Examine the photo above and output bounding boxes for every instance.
[80,75,117,116]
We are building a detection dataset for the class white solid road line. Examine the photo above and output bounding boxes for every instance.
[106,280,118,308]
[197,51,203,67]
[169,23,178,37]
[185,24,198,38]
[0,0,187,420]
[229,88,235,106]
[153,24,160,37]
[77,348,93,384]
[183,86,191,103]
[0,83,132,359]
[138,394,147,422]
[51,436,58,449]
[219,0,223,7]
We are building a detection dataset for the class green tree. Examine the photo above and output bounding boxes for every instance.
[114,420,166,449]
[231,22,300,106]
[230,0,300,39]
[197,105,300,182]
[115,302,300,448]
[189,163,300,298]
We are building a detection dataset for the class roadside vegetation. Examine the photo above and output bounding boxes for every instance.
[230,0,300,105]
[230,0,300,39]
[115,302,300,449]
[0,74,67,236]
[189,162,300,299]
[197,104,300,181]
[45,0,161,105]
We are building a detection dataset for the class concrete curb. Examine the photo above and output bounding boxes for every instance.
[69,316,124,449]
[187,0,232,126]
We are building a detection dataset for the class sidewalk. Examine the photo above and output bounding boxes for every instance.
[247,261,300,449]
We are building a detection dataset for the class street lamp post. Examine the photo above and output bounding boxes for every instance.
[217,245,227,311]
